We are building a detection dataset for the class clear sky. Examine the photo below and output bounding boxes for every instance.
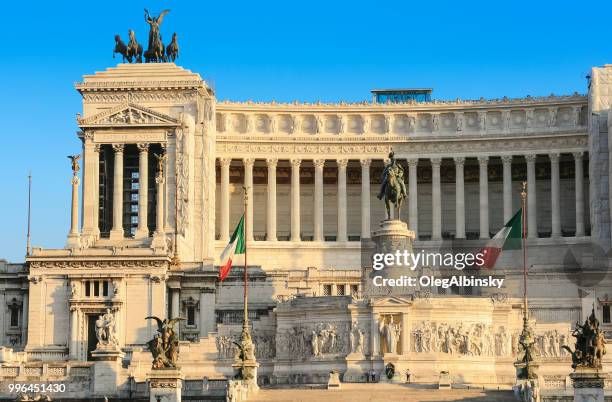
[0,0,610,263]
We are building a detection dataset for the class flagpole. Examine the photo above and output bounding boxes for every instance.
[521,181,528,319]
[26,171,32,256]
[242,186,249,328]
[516,180,537,382]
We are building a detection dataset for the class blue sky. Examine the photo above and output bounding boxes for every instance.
[0,0,610,262]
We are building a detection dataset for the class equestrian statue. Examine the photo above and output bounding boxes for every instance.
[377,150,408,220]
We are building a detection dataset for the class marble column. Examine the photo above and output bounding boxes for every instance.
[526,154,538,239]
[219,158,231,242]
[408,159,418,236]
[550,153,561,237]
[69,307,78,359]
[478,155,490,239]
[400,313,408,354]
[21,291,28,346]
[360,159,371,239]
[67,171,81,248]
[454,157,465,239]
[371,313,380,357]
[502,155,513,223]
[93,145,101,238]
[152,165,166,247]
[135,143,150,239]
[109,144,124,240]
[431,158,442,240]
[574,152,585,237]
[243,158,254,241]
[337,159,348,242]
[266,158,278,241]
[313,159,325,242]
[81,139,96,240]
[290,158,302,241]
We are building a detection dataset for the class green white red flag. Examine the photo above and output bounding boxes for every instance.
[478,209,522,269]
[219,215,245,281]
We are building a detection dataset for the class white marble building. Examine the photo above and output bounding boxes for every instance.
[0,62,611,398]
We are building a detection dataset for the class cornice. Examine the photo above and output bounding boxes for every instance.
[216,93,587,112]
[27,256,171,270]
[216,133,588,157]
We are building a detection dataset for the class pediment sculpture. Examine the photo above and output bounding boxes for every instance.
[77,102,179,128]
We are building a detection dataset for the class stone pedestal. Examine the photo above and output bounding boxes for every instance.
[363,220,415,296]
[327,370,341,389]
[232,360,259,393]
[344,353,368,382]
[148,368,183,402]
[570,368,605,402]
[90,346,124,397]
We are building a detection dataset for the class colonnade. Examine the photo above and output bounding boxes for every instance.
[217,152,587,242]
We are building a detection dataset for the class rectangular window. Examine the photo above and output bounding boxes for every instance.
[350,285,359,296]
[102,281,109,297]
[85,281,91,297]
[10,308,18,327]
[94,281,100,297]
[187,307,195,326]
[337,284,345,296]
[604,305,611,324]
[322,284,332,296]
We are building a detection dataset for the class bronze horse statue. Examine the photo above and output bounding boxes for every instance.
[166,33,179,62]
[113,35,129,62]
[127,30,143,63]
[383,167,405,220]
[145,34,166,62]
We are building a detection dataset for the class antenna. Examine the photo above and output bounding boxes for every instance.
[26,171,32,256]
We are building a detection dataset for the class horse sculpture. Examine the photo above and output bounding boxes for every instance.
[166,32,179,62]
[113,35,129,62]
[377,151,407,220]
[127,30,143,63]
[384,168,405,220]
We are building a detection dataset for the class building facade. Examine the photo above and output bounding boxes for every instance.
[0,63,611,398]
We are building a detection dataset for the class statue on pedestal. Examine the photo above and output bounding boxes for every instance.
[94,309,119,348]
[145,316,185,369]
[562,307,607,369]
[144,9,170,62]
[377,151,407,220]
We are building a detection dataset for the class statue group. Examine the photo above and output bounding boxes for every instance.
[562,308,607,369]
[113,9,179,63]
[145,316,185,369]
[94,309,119,348]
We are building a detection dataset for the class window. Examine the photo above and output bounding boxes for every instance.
[102,281,109,297]
[322,284,332,296]
[94,281,100,297]
[10,306,18,327]
[187,307,195,326]
[350,284,359,296]
[337,284,345,296]
[604,305,611,324]
[85,281,91,297]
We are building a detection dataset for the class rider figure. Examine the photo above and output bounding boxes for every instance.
[377,151,407,200]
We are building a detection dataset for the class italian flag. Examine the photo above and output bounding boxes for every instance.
[479,209,522,269]
[219,215,245,281]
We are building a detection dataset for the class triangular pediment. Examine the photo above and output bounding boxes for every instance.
[371,295,413,306]
[77,102,179,128]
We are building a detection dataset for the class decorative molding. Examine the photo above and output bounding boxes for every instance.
[29,260,168,269]
[216,135,587,158]
[78,102,180,128]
